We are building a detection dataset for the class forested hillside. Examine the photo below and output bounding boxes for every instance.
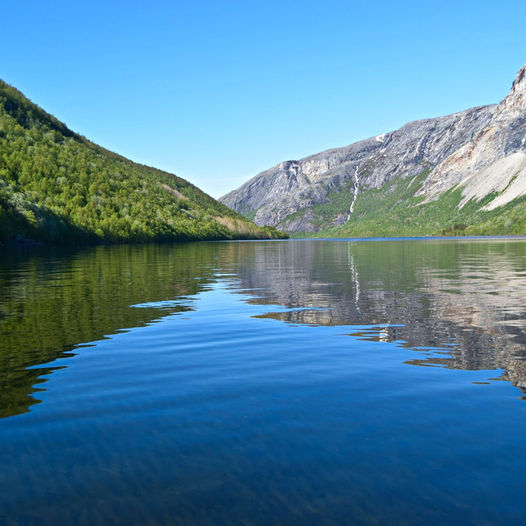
[0,80,285,244]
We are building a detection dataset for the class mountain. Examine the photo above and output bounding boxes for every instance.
[221,65,526,236]
[0,80,285,244]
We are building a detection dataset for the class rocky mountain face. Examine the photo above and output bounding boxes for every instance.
[221,65,526,234]
[422,65,526,208]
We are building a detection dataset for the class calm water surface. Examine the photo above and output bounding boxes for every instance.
[2,239,526,524]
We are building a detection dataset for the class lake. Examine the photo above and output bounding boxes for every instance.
[2,238,526,524]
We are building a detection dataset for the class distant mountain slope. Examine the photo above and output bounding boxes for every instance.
[221,65,526,236]
[0,80,285,244]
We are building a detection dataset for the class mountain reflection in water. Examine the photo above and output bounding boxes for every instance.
[4,239,526,525]
[2,238,526,419]
[238,240,526,392]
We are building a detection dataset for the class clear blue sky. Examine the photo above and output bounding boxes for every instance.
[3,1,525,197]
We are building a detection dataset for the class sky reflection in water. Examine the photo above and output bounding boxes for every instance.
[1,239,526,524]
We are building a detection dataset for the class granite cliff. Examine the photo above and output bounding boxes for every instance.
[221,65,526,235]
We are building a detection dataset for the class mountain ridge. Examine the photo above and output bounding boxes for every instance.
[0,79,285,244]
[221,65,526,236]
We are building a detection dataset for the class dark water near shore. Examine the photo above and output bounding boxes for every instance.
[2,238,526,524]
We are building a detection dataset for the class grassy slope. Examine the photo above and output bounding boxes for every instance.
[0,80,285,244]
[285,170,526,238]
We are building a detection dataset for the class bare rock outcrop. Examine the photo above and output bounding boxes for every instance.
[221,65,526,233]
[421,65,526,209]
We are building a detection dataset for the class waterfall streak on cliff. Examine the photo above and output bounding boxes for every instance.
[346,167,360,221]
